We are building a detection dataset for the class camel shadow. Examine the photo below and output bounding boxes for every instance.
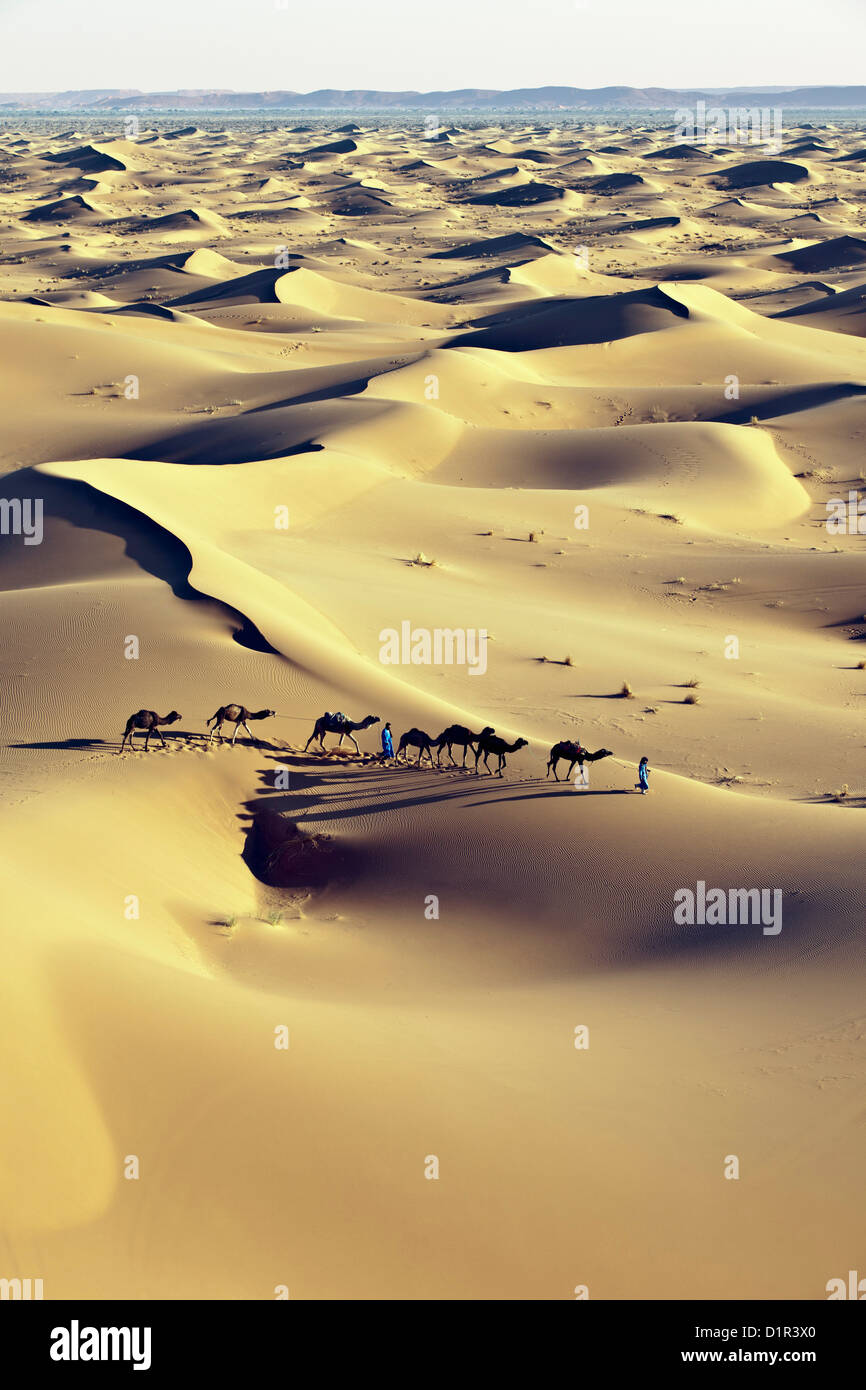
[9,737,112,750]
[797,794,866,807]
[240,756,632,827]
[10,731,217,753]
[239,755,547,825]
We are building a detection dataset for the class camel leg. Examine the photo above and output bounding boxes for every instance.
[483,752,492,775]
[474,748,482,775]
[120,728,131,754]
[546,758,555,780]
[241,721,255,746]
[208,722,221,746]
[156,727,167,748]
[498,755,506,777]
[348,734,361,755]
[337,733,345,748]
[144,730,151,751]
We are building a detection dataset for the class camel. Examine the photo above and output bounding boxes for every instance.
[546,741,614,781]
[207,704,276,747]
[396,728,436,766]
[434,724,495,768]
[473,731,529,777]
[119,709,182,753]
[304,711,380,756]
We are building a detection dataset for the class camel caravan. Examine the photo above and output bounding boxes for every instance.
[117,705,620,783]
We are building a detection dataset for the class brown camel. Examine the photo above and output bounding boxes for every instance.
[207,704,276,747]
[546,742,613,781]
[396,728,436,766]
[119,709,182,753]
[304,711,380,756]
[473,731,529,777]
[434,724,495,768]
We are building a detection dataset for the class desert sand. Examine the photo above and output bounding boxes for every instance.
[0,116,865,1300]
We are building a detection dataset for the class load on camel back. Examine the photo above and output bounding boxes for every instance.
[304,710,381,755]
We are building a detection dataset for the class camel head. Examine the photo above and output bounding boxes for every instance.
[513,738,529,751]
[479,726,495,738]
[361,715,380,729]
[165,711,182,724]
[253,709,276,720]
[597,748,613,760]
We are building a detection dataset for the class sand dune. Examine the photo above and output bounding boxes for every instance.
[715,158,812,188]
[772,235,866,272]
[1,116,865,1303]
[22,192,107,220]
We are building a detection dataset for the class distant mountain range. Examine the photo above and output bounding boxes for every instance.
[1,85,866,111]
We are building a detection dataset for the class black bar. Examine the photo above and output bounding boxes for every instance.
[2,1299,860,1375]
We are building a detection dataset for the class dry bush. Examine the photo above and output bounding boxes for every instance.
[796,467,834,482]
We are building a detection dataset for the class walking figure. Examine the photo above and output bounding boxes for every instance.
[636,756,650,795]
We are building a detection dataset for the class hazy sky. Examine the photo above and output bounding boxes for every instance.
[1,0,863,92]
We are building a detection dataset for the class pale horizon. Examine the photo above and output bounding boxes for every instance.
[1,0,864,93]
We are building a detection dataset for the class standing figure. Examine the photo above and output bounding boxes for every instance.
[381,721,394,760]
[637,756,650,795]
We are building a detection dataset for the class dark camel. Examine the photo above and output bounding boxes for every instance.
[473,731,529,777]
[396,728,436,766]
[434,724,495,768]
[304,712,380,756]
[546,742,614,781]
[119,709,182,753]
[207,704,276,747]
